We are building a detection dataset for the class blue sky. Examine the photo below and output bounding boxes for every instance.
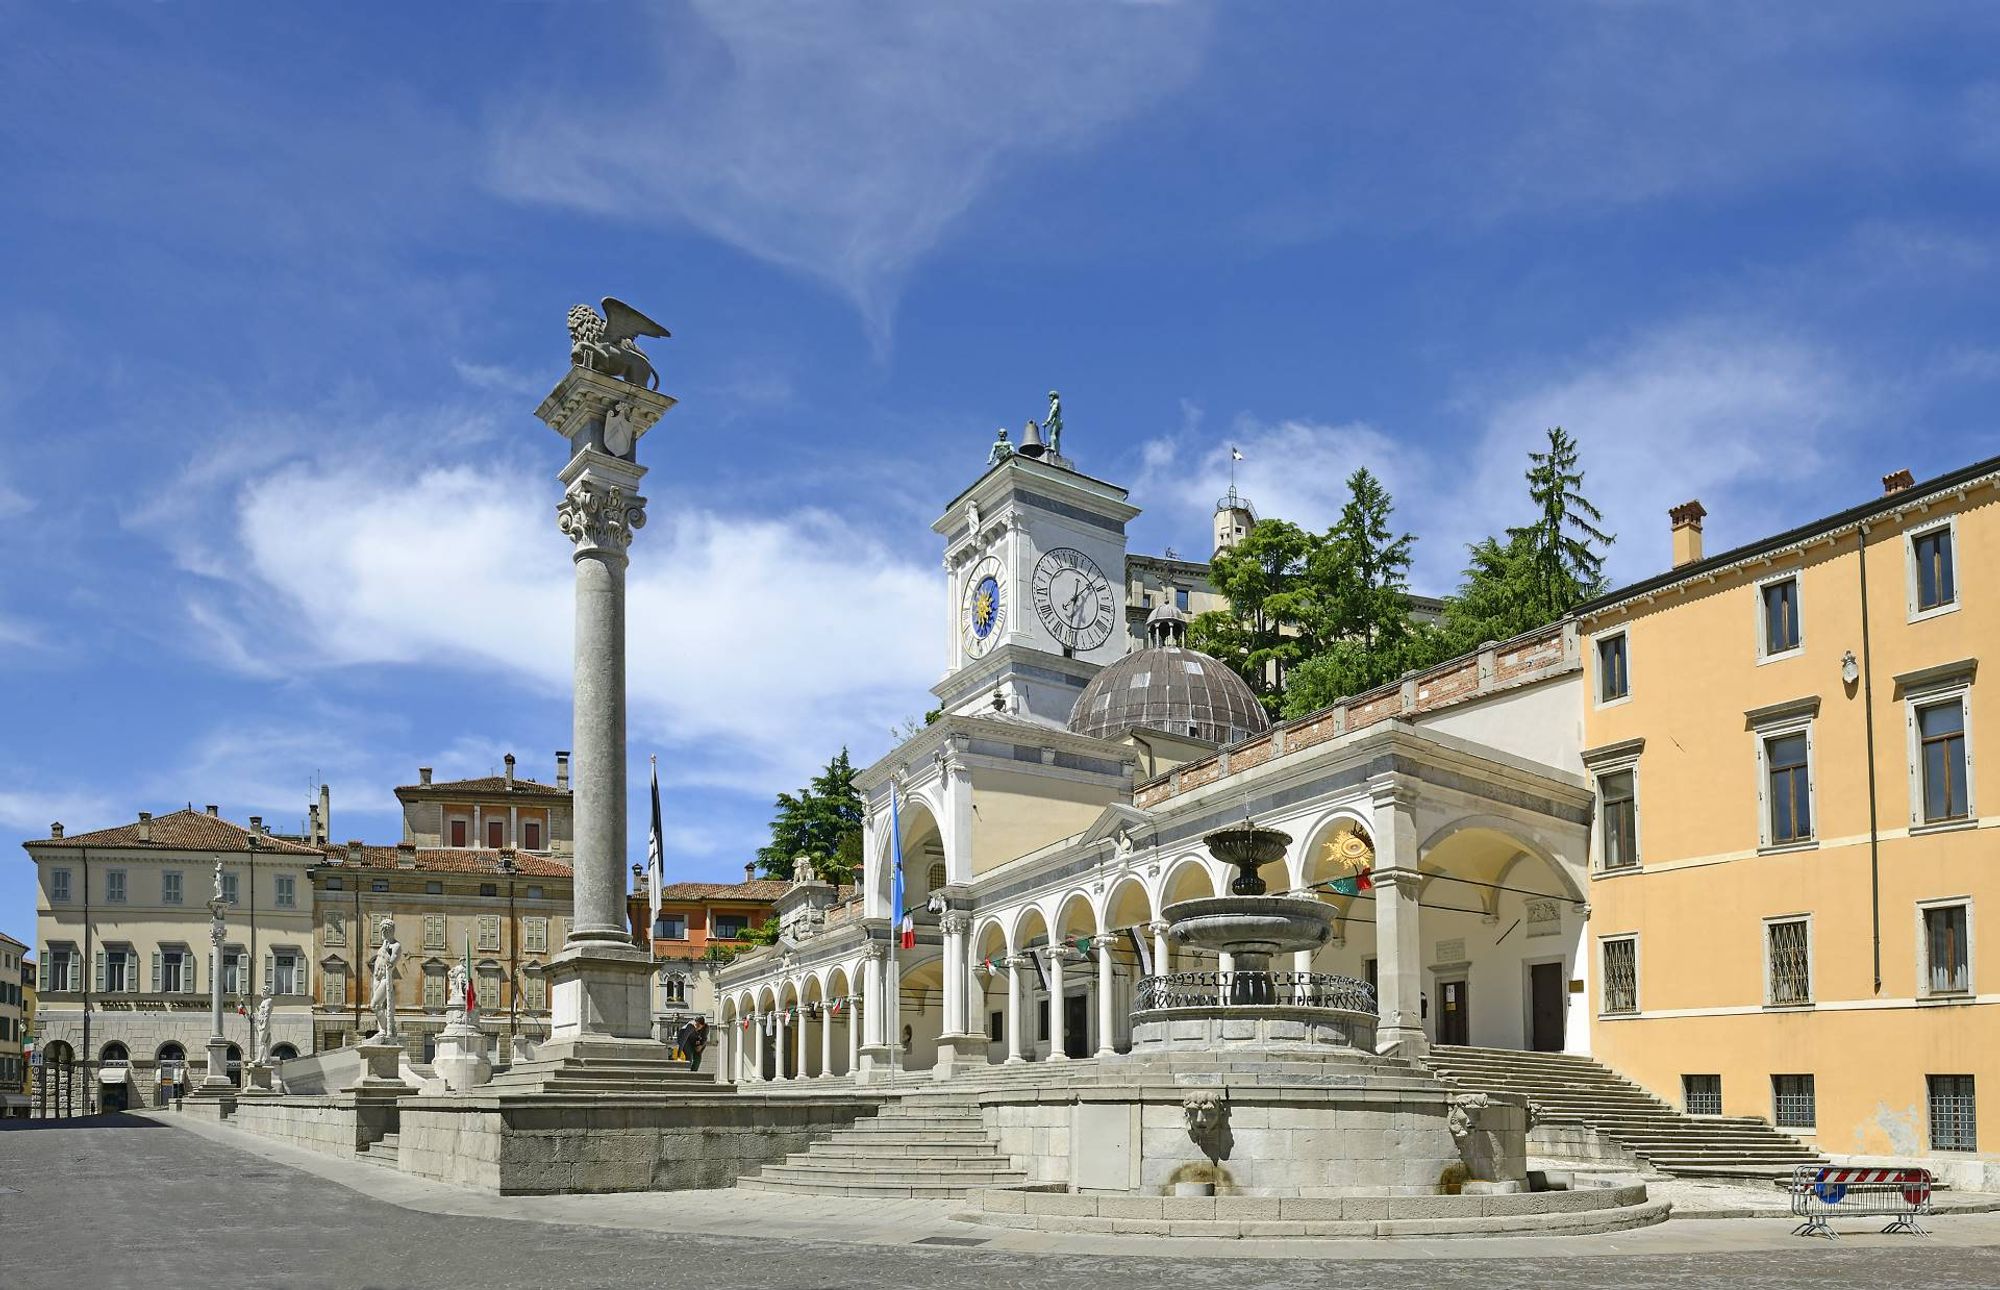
[4,3,1999,947]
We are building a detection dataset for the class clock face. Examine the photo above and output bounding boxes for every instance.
[962,556,1005,657]
[1032,547,1115,652]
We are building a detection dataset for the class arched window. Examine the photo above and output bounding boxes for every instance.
[99,1041,130,1066]
[224,1043,243,1086]
[270,1043,299,1061]
[155,1042,186,1072]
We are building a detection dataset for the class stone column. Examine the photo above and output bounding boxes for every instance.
[855,944,889,1083]
[818,1002,833,1077]
[536,367,674,1067]
[792,1005,807,1079]
[1046,947,1069,1061]
[198,897,233,1095]
[1149,920,1171,978]
[847,999,861,1075]
[1094,940,1116,1058]
[1004,955,1026,1064]
[934,911,976,1080]
[1370,779,1426,1056]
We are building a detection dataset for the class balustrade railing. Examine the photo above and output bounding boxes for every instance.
[1134,970,1377,1014]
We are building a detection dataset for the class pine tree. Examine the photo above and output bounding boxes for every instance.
[1280,468,1420,716]
[1507,427,1613,624]
[755,749,865,880]
[1187,518,1316,714]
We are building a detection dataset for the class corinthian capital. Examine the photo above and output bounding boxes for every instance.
[938,910,973,936]
[557,476,648,555]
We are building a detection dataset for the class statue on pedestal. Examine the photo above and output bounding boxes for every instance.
[566,297,671,391]
[447,959,472,1025]
[1044,390,1064,458]
[250,994,276,1066]
[367,918,402,1041]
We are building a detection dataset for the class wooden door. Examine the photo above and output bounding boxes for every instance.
[1530,961,1566,1052]
[1438,977,1470,1046]
[1064,993,1090,1058]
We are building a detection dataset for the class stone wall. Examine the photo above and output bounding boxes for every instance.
[226,1096,364,1156]
[396,1092,881,1194]
[984,1083,1528,1197]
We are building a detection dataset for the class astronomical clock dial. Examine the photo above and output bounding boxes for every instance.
[1032,547,1115,652]
[962,556,1005,657]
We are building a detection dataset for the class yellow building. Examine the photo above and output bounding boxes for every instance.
[1580,457,1998,1174]
[0,931,27,1116]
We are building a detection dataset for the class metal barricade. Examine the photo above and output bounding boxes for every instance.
[1789,1165,1933,1239]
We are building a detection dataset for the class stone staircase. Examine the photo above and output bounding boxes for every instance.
[737,1088,1024,1197]
[481,1054,720,1096]
[360,1132,399,1168]
[1424,1045,1824,1179]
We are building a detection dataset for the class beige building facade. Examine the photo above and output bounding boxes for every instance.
[0,931,27,1115]
[26,808,322,1098]
[1580,457,2000,1169]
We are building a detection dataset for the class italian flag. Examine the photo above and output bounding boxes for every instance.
[1330,867,1373,897]
[899,911,915,950]
[463,933,478,1013]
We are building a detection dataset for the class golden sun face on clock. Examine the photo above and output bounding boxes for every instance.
[962,556,1005,657]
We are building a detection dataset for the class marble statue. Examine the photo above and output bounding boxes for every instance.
[447,959,472,1022]
[566,297,671,390]
[1044,390,1064,458]
[211,859,226,907]
[368,918,402,1040]
[792,854,816,885]
[251,994,275,1065]
[986,427,1012,465]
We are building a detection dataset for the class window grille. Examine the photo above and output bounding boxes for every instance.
[1926,904,1970,994]
[1929,1075,1977,1152]
[1602,938,1637,1014]
[1762,578,1801,654]
[1767,919,1811,1005]
[1773,1074,1816,1128]
[1766,732,1812,844]
[1683,1074,1721,1117]
[1918,699,1969,823]
[1914,528,1956,612]
[1600,770,1638,869]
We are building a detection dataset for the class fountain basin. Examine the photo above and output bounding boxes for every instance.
[1164,895,1337,960]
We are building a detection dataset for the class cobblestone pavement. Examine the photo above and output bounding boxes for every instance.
[7,1115,2000,1290]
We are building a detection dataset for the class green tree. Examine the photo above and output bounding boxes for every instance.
[1279,468,1421,716]
[1507,427,1613,624]
[755,749,865,881]
[1187,518,1317,714]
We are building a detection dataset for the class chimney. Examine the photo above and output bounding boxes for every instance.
[318,782,331,844]
[396,841,416,869]
[555,751,570,791]
[419,766,433,787]
[744,862,756,883]
[137,811,152,841]
[1883,468,1915,495]
[248,815,263,835]
[346,840,363,865]
[205,804,218,817]
[504,753,516,786]
[50,822,63,840]
[1669,500,1706,568]
[307,803,320,843]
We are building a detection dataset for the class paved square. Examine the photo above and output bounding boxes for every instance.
[7,1116,2000,1289]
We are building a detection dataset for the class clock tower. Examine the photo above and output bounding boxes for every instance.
[933,451,1138,725]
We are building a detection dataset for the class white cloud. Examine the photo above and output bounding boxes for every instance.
[230,456,938,793]
[486,1,1211,348]
[1141,321,1866,592]
[0,787,117,835]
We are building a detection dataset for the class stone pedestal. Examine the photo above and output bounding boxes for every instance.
[932,1032,983,1082]
[349,1040,413,1092]
[193,1034,236,1098]
[432,1021,493,1092]
[240,1063,276,1097]
[853,1044,891,1085]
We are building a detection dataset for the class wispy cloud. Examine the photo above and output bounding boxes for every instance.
[486,1,1212,350]
[1142,320,1867,591]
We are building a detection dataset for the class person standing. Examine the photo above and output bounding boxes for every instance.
[676,1016,708,1073]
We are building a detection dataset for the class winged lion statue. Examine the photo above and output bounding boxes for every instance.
[567,297,671,390]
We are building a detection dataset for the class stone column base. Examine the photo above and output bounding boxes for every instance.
[1375,1025,1428,1059]
[544,942,657,1060]
[239,1063,277,1097]
[853,1044,892,1085]
[348,1040,414,1092]
[932,1032,984,1081]
[433,1022,494,1092]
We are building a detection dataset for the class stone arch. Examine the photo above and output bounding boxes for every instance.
[1053,891,1098,943]
[1418,815,1584,905]
[875,793,947,917]
[1012,905,1050,956]
[270,1043,300,1062]
[100,1041,130,1065]
[1103,876,1153,939]
[1158,855,1217,910]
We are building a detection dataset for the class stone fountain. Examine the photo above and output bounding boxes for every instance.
[1132,823,1375,1051]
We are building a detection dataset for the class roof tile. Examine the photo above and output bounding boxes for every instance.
[25,809,324,855]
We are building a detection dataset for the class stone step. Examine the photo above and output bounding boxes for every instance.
[752,1164,1023,1191]
[823,1129,996,1147]
[797,1143,1000,1164]
[736,1175,1000,1199]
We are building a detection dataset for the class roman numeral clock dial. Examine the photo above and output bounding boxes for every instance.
[1031,547,1114,653]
